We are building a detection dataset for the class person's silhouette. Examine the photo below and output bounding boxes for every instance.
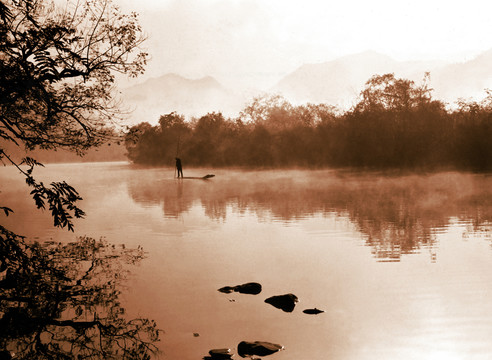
[175,157,183,178]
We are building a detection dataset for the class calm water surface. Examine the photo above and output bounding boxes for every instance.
[2,162,492,360]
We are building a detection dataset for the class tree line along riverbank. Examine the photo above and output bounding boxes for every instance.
[123,73,492,172]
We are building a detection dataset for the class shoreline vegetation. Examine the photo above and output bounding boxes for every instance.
[124,73,492,173]
[4,73,491,173]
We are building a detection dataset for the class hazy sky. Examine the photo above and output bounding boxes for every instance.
[116,0,492,90]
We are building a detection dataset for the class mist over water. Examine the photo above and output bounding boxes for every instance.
[2,162,492,359]
[126,167,492,261]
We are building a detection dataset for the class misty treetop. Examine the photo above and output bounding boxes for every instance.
[125,96,338,168]
[126,73,492,172]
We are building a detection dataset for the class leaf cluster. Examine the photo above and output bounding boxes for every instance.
[0,0,147,235]
[0,0,147,152]
[0,153,85,231]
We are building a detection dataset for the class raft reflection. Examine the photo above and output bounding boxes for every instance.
[128,170,492,261]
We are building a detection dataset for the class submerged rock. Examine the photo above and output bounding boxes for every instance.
[237,341,284,357]
[218,282,262,295]
[264,293,298,312]
[218,286,235,294]
[303,308,325,315]
[235,282,262,294]
[204,348,233,360]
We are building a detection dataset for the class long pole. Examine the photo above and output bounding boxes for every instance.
[174,133,181,179]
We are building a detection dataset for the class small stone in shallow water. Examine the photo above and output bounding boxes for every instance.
[237,341,284,357]
[264,293,298,312]
[218,286,235,294]
[204,348,233,360]
[218,282,262,295]
[303,308,325,315]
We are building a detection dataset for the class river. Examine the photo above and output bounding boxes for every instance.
[2,162,492,360]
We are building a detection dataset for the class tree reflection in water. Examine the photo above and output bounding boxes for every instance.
[128,170,492,261]
[0,228,159,359]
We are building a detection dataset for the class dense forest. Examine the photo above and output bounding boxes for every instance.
[125,73,492,171]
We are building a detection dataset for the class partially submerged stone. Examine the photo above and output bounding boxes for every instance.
[237,341,284,358]
[303,308,325,315]
[204,348,233,360]
[218,282,262,295]
[218,286,235,294]
[264,293,298,312]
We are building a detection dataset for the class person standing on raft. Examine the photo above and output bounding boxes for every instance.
[175,157,183,178]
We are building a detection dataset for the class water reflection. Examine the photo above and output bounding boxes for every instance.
[0,231,160,359]
[127,170,492,261]
[3,164,492,359]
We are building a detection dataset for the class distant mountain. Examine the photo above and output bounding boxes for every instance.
[431,49,492,102]
[121,50,492,125]
[273,50,492,108]
[121,73,244,124]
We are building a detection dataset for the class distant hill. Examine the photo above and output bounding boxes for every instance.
[273,50,492,108]
[430,49,492,102]
[121,50,492,124]
[121,73,245,124]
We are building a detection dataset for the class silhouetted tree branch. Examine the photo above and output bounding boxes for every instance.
[1,0,147,231]
[0,2,158,358]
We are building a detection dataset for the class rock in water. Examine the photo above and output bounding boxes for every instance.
[218,282,262,295]
[205,348,233,360]
[237,341,284,357]
[235,282,262,294]
[264,293,298,312]
[303,308,325,315]
[218,286,235,294]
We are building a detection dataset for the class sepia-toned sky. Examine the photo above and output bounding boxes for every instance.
[116,0,492,90]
